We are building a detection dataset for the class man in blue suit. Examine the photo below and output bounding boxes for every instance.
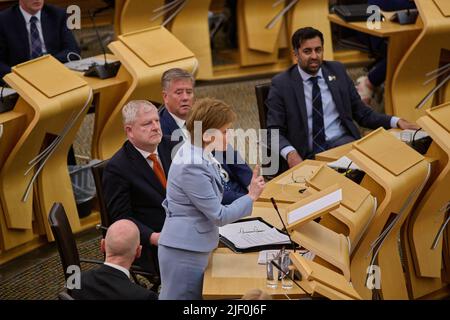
[159,68,253,205]
[266,27,418,172]
[0,0,80,82]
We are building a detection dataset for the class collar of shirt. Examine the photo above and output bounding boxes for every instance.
[19,6,42,24]
[167,110,186,129]
[104,262,130,278]
[132,144,158,160]
[297,65,324,83]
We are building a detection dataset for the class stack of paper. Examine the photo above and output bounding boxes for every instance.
[64,57,114,72]
[219,220,290,250]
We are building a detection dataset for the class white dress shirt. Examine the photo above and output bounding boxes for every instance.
[133,144,162,170]
[280,66,400,159]
[104,262,130,278]
[19,6,47,55]
[168,110,188,139]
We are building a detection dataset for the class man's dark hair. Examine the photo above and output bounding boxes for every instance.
[291,27,324,51]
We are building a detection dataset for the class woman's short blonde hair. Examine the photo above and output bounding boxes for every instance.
[241,288,272,300]
[186,97,236,143]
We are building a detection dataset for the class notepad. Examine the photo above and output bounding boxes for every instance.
[219,218,292,252]
[287,187,342,226]
[327,156,360,171]
[219,220,290,250]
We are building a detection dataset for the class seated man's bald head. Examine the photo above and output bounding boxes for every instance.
[104,220,140,261]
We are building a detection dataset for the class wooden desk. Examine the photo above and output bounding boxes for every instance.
[203,248,305,299]
[328,13,422,116]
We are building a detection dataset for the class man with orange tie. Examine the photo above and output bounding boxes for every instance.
[103,100,176,274]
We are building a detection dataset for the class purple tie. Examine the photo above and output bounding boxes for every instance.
[30,16,43,59]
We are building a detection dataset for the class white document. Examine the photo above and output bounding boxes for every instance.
[64,57,114,72]
[287,189,342,224]
[327,156,360,171]
[391,129,429,142]
[219,220,290,250]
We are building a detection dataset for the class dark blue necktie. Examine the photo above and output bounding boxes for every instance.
[309,76,327,154]
[30,16,43,59]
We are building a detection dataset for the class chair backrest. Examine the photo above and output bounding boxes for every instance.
[91,160,110,236]
[48,202,81,280]
[254,83,271,129]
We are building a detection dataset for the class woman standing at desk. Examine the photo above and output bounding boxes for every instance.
[158,98,265,300]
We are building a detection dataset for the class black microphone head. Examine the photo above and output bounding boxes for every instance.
[270,197,278,210]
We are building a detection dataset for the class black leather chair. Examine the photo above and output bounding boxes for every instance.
[48,203,157,292]
[90,162,161,290]
[48,202,103,287]
[254,83,271,130]
[91,160,110,237]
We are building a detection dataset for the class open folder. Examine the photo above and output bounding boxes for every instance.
[219,217,292,253]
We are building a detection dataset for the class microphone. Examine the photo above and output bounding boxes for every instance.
[0,85,19,113]
[270,197,296,253]
[84,10,121,79]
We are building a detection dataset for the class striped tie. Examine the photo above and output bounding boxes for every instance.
[310,76,328,154]
[30,16,43,59]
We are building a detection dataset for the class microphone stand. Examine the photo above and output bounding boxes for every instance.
[84,10,120,79]
[270,197,297,252]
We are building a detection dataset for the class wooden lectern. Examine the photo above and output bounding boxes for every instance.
[113,0,164,36]
[0,56,94,263]
[95,26,198,160]
[402,102,450,299]
[346,128,430,299]
[290,252,362,300]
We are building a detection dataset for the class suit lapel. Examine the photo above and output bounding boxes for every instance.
[290,67,309,134]
[157,138,172,177]
[161,107,180,137]
[124,141,166,196]
[14,6,31,59]
[40,7,51,51]
[322,64,346,116]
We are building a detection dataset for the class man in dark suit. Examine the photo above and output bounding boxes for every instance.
[103,100,175,273]
[159,68,253,205]
[71,220,158,300]
[0,0,80,82]
[266,27,418,171]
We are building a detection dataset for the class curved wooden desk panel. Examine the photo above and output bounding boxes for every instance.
[98,27,198,160]
[392,0,450,121]
[170,0,212,79]
[115,0,164,36]
[0,110,36,251]
[347,129,430,300]
[401,103,450,298]
[238,0,280,67]
[1,56,93,247]
[243,0,283,54]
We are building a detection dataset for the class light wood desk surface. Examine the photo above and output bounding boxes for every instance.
[72,54,127,93]
[203,202,305,299]
[328,12,422,37]
[203,248,305,300]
